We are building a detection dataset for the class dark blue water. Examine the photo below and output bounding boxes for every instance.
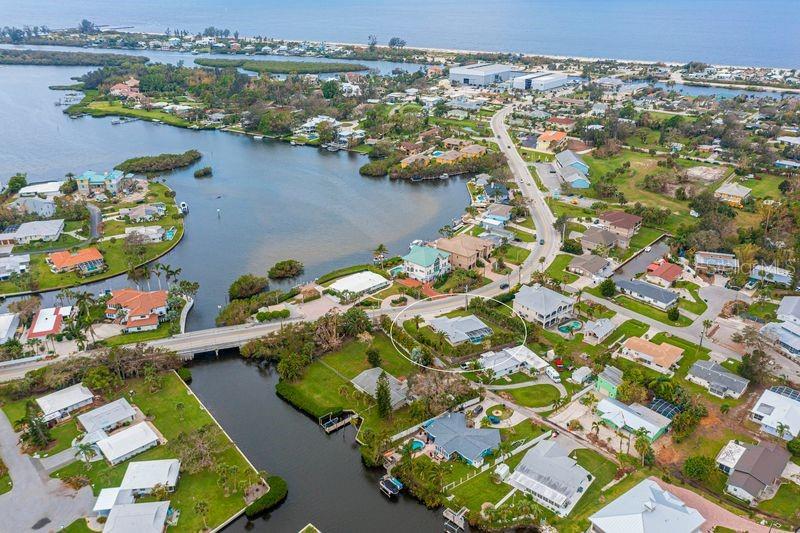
[2,0,798,67]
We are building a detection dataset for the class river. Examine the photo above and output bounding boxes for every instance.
[0,64,468,330]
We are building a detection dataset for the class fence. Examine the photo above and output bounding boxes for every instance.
[0,354,46,368]
[390,397,482,443]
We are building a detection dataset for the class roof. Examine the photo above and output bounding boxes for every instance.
[750,264,792,285]
[750,387,800,438]
[715,440,749,471]
[694,251,738,268]
[107,288,168,317]
[18,181,63,196]
[688,360,749,396]
[36,383,93,419]
[571,366,593,383]
[597,397,671,439]
[403,245,449,268]
[616,279,678,307]
[0,313,18,338]
[93,487,134,513]
[728,443,791,497]
[78,170,124,184]
[777,296,800,321]
[505,345,549,371]
[589,479,705,533]
[598,365,624,387]
[514,284,575,315]
[77,398,136,434]
[429,315,493,344]
[581,227,618,247]
[548,116,576,126]
[647,261,683,283]
[585,318,615,340]
[508,440,590,508]
[599,210,643,230]
[558,165,588,185]
[350,367,408,408]
[48,247,104,270]
[0,219,64,242]
[569,254,609,275]
[424,412,500,462]
[715,182,752,198]
[539,130,567,142]
[28,306,73,338]
[450,62,514,75]
[120,459,181,491]
[623,337,684,369]
[329,271,388,294]
[104,501,170,533]
[96,422,159,463]
[435,234,493,258]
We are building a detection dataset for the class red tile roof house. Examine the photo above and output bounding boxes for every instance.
[597,211,643,249]
[645,259,683,287]
[27,306,75,339]
[46,247,106,276]
[105,288,169,333]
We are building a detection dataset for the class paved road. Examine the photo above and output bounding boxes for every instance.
[86,204,101,240]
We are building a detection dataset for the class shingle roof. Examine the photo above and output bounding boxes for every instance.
[599,210,643,230]
[581,227,618,247]
[777,296,800,320]
[508,440,590,508]
[424,412,500,463]
[77,398,136,433]
[623,337,684,369]
[616,279,678,307]
[350,367,408,408]
[728,443,791,498]
[36,383,93,419]
[569,254,609,275]
[555,150,585,169]
[688,360,749,396]
[514,284,575,315]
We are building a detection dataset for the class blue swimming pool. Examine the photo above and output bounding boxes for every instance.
[558,320,583,334]
[411,439,425,451]
[432,150,444,157]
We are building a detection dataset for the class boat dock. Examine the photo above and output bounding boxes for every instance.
[443,507,468,532]
[319,411,355,433]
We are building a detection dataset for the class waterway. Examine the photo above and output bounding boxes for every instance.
[0,64,469,329]
[2,0,799,67]
[188,354,446,533]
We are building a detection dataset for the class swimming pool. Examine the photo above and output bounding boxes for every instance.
[432,150,444,157]
[411,439,425,451]
[558,320,583,334]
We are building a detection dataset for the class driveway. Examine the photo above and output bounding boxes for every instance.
[86,204,101,240]
[0,411,94,531]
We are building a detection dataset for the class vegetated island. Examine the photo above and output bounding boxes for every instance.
[115,149,202,174]
[194,57,368,74]
[0,48,148,66]
[193,166,213,178]
[268,259,305,279]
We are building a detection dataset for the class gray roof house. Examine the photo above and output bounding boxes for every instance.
[694,251,739,273]
[351,367,408,409]
[581,227,618,251]
[508,440,592,516]
[513,283,576,328]
[423,411,500,467]
[584,318,616,344]
[555,149,590,174]
[428,315,493,345]
[104,501,170,533]
[0,254,30,280]
[568,255,611,279]
[726,443,791,503]
[589,479,705,533]
[616,279,678,310]
[9,196,56,218]
[77,397,137,434]
[686,360,749,399]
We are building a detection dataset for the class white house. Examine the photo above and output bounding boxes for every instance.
[36,383,94,423]
[328,270,389,297]
[512,284,575,328]
[0,312,19,344]
[104,501,170,533]
[96,422,160,465]
[401,245,451,282]
[77,398,136,434]
[120,459,181,495]
[477,345,548,378]
[92,487,134,517]
[750,386,800,440]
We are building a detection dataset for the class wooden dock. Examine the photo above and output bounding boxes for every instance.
[443,507,468,532]
[319,411,355,434]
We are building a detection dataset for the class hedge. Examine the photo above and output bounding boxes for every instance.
[244,476,288,519]
[316,264,391,285]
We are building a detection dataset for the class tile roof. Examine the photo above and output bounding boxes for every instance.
[623,337,684,369]
[647,260,683,283]
[107,288,168,318]
[48,247,104,270]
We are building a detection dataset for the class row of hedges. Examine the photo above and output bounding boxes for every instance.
[244,476,288,519]
[255,309,291,322]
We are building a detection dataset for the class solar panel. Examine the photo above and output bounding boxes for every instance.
[648,398,681,419]
[770,385,800,402]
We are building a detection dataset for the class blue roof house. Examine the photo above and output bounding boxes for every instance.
[423,412,501,467]
[555,150,590,175]
[402,245,451,283]
[484,182,509,204]
[76,170,127,195]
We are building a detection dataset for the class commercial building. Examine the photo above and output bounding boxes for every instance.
[596,397,671,441]
[750,386,800,440]
[513,284,575,328]
[511,71,569,91]
[686,360,749,399]
[449,63,516,86]
[96,422,160,465]
[36,383,94,423]
[616,279,679,310]
[401,245,451,282]
[422,412,500,467]
[620,336,684,375]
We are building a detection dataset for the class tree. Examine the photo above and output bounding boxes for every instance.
[6,173,27,193]
[367,34,378,50]
[228,274,269,300]
[75,442,96,469]
[366,346,382,367]
[787,437,800,457]
[373,243,388,268]
[341,307,371,337]
[667,306,680,322]
[83,365,120,397]
[633,428,653,466]
[599,278,616,297]
[321,79,341,99]
[683,455,714,481]
[22,401,51,449]
[194,499,209,529]
[63,317,87,350]
[78,19,99,34]
[739,349,771,384]
[388,37,406,48]
[699,319,713,351]
[268,259,304,279]
[776,422,790,439]
[376,371,392,419]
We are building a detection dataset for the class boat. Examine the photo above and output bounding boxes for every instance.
[410,175,423,182]
[179,202,189,214]
[379,475,404,498]
[253,135,263,140]
[409,239,424,249]
[439,173,450,180]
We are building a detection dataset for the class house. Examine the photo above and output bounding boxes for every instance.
[422,411,500,467]
[0,219,64,245]
[35,383,94,423]
[93,488,134,517]
[547,116,576,131]
[0,313,19,344]
[620,337,684,375]
[104,501,170,533]
[597,211,642,249]
[694,251,739,274]
[588,479,705,533]
[477,345,548,378]
[120,459,181,494]
[329,270,389,297]
[725,443,791,503]
[460,144,487,158]
[402,245,450,282]
[400,153,430,168]
[76,170,127,195]
[399,141,425,155]
[595,77,624,91]
[106,288,169,333]
[775,159,800,170]
[483,203,513,224]
[686,360,749,399]
[484,182,510,204]
[448,63,516,86]
[513,284,575,328]
[749,264,793,287]
[77,398,137,434]
[761,296,800,357]
[714,182,752,207]
[47,247,105,275]
[507,440,592,516]
[581,227,618,251]
[584,319,615,345]
[124,226,166,243]
[429,315,493,345]
[18,181,64,198]
[120,203,166,222]
[596,397,671,441]
[715,440,749,475]
[570,366,593,385]
[350,367,408,409]
[616,279,679,310]
[595,366,623,398]
[434,149,463,164]
[557,165,590,189]
[96,422,160,465]
[0,254,30,280]
[567,255,611,280]
[27,306,74,339]
[434,234,494,270]
[537,130,567,151]
[645,259,683,287]
[750,386,800,440]
[9,196,56,218]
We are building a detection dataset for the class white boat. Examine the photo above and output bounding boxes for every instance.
[179,202,189,214]
[253,135,264,140]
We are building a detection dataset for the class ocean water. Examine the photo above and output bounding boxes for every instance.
[1,0,798,67]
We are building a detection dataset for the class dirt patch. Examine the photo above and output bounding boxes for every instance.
[686,166,728,183]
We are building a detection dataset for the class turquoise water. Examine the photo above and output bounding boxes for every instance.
[558,320,583,333]
[411,439,425,451]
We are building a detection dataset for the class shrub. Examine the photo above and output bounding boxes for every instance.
[787,437,800,457]
[176,367,192,383]
[683,455,714,481]
[244,476,288,519]
[667,307,680,322]
[256,309,291,322]
[599,279,616,297]
[228,274,269,300]
[193,166,212,178]
[561,239,583,255]
[115,149,201,174]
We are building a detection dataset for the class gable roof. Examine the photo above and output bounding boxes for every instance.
[104,501,170,533]
[96,422,159,463]
[120,459,181,491]
[555,150,585,169]
[585,318,615,340]
[350,367,408,408]
[728,443,791,497]
[597,397,671,439]
[36,383,93,419]
[514,284,575,315]
[687,360,749,396]
[694,251,738,269]
[599,210,643,230]
[716,182,752,198]
[77,398,136,433]
[777,296,800,321]
[581,227,618,247]
[569,254,610,275]
[508,440,590,508]
[424,412,500,462]
[616,279,678,307]
[598,365,624,387]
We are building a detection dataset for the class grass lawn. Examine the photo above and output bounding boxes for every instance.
[602,319,649,347]
[13,233,84,253]
[674,281,708,315]
[0,472,11,496]
[0,397,79,455]
[449,451,527,512]
[322,333,417,380]
[741,174,785,201]
[545,254,579,284]
[576,301,616,320]
[101,321,173,347]
[614,295,693,327]
[504,384,562,408]
[49,372,257,532]
[511,227,536,243]
[747,301,778,321]
[62,519,93,533]
[628,227,665,251]
[82,99,195,128]
[496,244,531,265]
[499,420,546,443]
[758,482,800,523]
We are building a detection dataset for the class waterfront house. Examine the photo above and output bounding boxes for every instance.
[0,254,30,280]
[77,398,137,434]
[9,196,56,218]
[567,255,611,281]
[47,247,105,275]
[588,479,705,533]
[749,264,793,287]
[478,345,548,378]
[402,245,450,282]
[725,442,790,503]
[434,234,494,270]
[581,227,618,251]
[484,182,510,204]
[96,422,160,465]
[120,459,181,495]
[583,318,615,345]
[36,383,94,424]
[714,182,751,207]
[0,219,64,245]
[513,284,575,329]
[645,259,683,287]
[106,288,169,333]
[27,306,74,339]
[429,315,493,346]
[597,211,642,249]
[18,181,64,198]
[328,270,390,297]
[435,150,463,165]
[620,337,684,375]
[120,203,166,223]
[694,251,739,274]
[750,386,800,440]
[0,313,19,345]
[350,367,408,410]
[124,226,166,243]
[104,501,170,533]
[422,412,500,467]
[595,366,623,398]
[76,170,127,195]
[686,360,749,399]
[459,144,487,159]
[596,397,670,441]
[400,153,430,168]
[616,279,678,310]
[484,203,513,223]
[507,440,592,516]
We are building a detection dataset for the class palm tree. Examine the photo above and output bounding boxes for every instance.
[75,442,96,469]
[164,265,182,288]
[373,244,388,268]
[699,319,713,352]
[776,422,790,439]
[63,318,87,350]
[538,256,546,272]
[152,262,165,290]
[73,291,97,344]
[591,420,600,436]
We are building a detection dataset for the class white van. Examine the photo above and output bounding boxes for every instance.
[545,366,561,383]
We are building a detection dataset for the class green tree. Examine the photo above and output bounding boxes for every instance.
[83,365,121,397]
[683,455,714,481]
[599,278,616,297]
[633,428,654,466]
[376,371,392,419]
[228,273,269,300]
[667,306,680,322]
[341,307,371,337]
[321,79,341,99]
[75,442,96,469]
[366,346,382,367]
[193,499,209,529]
[6,173,27,193]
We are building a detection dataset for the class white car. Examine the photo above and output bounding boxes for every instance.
[644,246,652,252]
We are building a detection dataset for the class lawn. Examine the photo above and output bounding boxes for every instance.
[576,301,616,320]
[51,372,257,532]
[758,482,800,523]
[674,281,708,315]
[101,321,174,347]
[614,295,693,327]
[747,301,778,321]
[322,333,417,380]
[602,319,649,347]
[83,100,196,128]
[511,227,536,243]
[545,254,579,284]
[449,450,527,512]
[495,244,531,265]
[740,174,785,201]
[62,519,93,533]
[0,472,11,496]
[13,233,84,253]
[499,420,546,443]
[504,384,562,408]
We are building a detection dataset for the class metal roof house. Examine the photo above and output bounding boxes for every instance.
[350,367,409,409]
[749,264,793,287]
[584,318,615,345]
[686,360,749,399]
[694,251,739,273]
[507,440,592,516]
[750,386,800,440]
[423,412,500,467]
[588,479,705,533]
[596,397,671,442]
[96,422,160,465]
[555,150,590,174]
[77,398,136,434]
[93,487,134,517]
[478,345,548,378]
[616,279,678,310]
[513,283,576,329]
[120,459,181,495]
[429,315,493,345]
[596,366,623,398]
[36,383,94,423]
[104,501,170,533]
[401,245,450,282]
[0,312,19,345]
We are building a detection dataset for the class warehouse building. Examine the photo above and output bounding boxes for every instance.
[449,63,516,86]
[511,71,570,91]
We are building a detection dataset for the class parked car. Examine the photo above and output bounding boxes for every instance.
[499,282,509,290]
[472,405,484,416]
[539,239,545,245]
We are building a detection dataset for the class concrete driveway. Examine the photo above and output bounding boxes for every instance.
[0,411,93,531]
